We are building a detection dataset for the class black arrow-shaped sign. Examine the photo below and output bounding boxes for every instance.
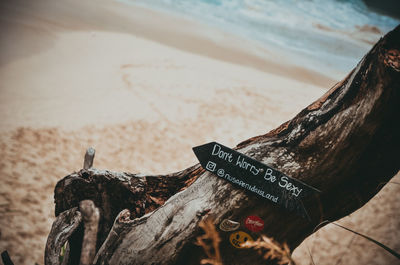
[193,142,320,219]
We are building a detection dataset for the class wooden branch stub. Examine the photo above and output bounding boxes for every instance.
[83,147,95,170]
[79,200,100,265]
[92,210,135,264]
[45,207,82,265]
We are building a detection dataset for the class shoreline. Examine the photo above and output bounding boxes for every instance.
[0,0,337,85]
[0,0,335,133]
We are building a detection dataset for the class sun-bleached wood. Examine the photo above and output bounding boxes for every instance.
[83,147,95,170]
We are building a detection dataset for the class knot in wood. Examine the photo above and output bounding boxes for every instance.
[384,49,400,72]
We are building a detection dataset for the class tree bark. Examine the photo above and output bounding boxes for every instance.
[48,26,400,265]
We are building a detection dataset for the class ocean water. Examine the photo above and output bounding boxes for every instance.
[124,0,399,76]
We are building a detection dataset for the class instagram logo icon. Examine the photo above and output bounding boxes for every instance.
[205,161,216,172]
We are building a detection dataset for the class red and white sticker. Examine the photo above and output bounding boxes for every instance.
[244,215,264,232]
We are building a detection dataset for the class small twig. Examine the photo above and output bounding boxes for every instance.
[332,222,400,260]
[196,219,222,265]
[79,200,100,265]
[314,220,400,260]
[83,147,95,170]
[242,236,295,265]
[1,250,15,265]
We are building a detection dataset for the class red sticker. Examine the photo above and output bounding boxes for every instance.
[244,216,264,232]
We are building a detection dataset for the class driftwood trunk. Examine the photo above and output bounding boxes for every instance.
[46,26,400,264]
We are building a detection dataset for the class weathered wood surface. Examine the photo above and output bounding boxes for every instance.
[49,26,400,264]
[83,147,95,170]
[79,200,100,265]
[45,207,82,265]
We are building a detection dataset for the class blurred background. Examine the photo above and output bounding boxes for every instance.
[0,0,398,264]
[129,0,399,77]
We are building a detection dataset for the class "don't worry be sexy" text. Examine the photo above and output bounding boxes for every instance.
[211,143,303,197]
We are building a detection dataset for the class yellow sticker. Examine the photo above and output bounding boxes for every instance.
[229,231,253,248]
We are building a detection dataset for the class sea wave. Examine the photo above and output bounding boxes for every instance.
[124,0,399,75]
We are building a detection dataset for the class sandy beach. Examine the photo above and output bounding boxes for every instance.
[0,0,398,264]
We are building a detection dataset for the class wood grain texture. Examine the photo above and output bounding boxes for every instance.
[45,207,82,265]
[79,200,100,265]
